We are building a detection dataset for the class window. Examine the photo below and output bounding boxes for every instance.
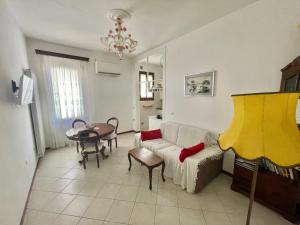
[50,65,84,119]
[139,71,154,101]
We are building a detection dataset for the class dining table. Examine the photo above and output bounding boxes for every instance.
[66,122,115,161]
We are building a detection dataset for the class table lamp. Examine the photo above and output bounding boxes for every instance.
[218,92,300,225]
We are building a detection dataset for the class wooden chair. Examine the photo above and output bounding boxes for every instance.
[102,117,119,153]
[72,119,86,152]
[78,129,105,169]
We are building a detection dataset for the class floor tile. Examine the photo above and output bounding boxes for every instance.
[23,209,38,225]
[43,193,75,213]
[63,168,88,180]
[129,202,155,225]
[25,134,295,225]
[157,177,177,190]
[36,166,71,178]
[115,185,138,201]
[52,214,80,225]
[228,213,265,225]
[62,180,86,194]
[77,218,104,225]
[102,222,125,225]
[135,187,157,204]
[217,190,248,214]
[84,198,114,220]
[106,173,125,185]
[121,173,141,186]
[177,190,203,210]
[155,205,180,225]
[25,211,58,225]
[37,178,72,192]
[203,210,232,225]
[106,200,134,224]
[97,183,121,199]
[79,181,104,196]
[140,175,158,190]
[157,188,178,207]
[198,192,224,212]
[62,196,93,216]
[179,208,206,225]
[27,191,57,210]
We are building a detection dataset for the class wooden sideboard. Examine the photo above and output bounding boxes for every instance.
[231,57,300,223]
[231,158,300,223]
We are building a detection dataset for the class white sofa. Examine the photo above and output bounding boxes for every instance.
[135,121,223,193]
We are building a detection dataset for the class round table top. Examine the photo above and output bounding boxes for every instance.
[66,123,115,141]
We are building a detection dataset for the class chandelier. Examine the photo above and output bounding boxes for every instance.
[100,9,138,59]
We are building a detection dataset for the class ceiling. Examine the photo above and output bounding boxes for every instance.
[8,0,258,56]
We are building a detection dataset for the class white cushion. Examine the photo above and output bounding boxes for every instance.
[156,145,182,178]
[82,141,104,153]
[176,125,208,148]
[160,122,180,144]
[141,139,173,153]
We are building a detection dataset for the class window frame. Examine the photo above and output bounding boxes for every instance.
[139,71,155,101]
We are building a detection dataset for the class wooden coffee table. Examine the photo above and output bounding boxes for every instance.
[128,148,165,190]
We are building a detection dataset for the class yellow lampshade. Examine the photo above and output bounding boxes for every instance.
[219,92,300,167]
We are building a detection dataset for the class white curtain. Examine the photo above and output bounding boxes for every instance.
[41,55,88,149]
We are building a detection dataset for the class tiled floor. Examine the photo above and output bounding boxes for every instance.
[23,133,294,225]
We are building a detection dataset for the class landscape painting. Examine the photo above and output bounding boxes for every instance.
[184,71,215,96]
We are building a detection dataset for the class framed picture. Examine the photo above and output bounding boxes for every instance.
[184,71,216,96]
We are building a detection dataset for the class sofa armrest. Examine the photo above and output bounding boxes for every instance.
[134,133,142,148]
[194,154,223,193]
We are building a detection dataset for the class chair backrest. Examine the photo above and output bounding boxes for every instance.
[78,129,99,144]
[107,117,119,134]
[72,119,87,128]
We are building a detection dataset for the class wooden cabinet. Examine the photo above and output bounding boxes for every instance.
[231,57,300,223]
[231,159,300,223]
[281,56,300,92]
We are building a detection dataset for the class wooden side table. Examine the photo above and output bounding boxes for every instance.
[128,148,165,190]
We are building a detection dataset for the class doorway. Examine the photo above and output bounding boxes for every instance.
[137,54,164,131]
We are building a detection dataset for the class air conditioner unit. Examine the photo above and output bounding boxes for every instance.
[94,60,121,76]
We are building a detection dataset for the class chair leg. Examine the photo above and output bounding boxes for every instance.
[76,142,79,153]
[100,146,108,160]
[96,154,99,168]
[109,140,112,153]
[115,138,117,148]
[82,155,86,169]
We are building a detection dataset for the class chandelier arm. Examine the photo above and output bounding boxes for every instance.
[100,14,138,59]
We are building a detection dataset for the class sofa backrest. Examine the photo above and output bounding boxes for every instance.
[160,122,181,144]
[160,121,219,147]
[176,125,208,148]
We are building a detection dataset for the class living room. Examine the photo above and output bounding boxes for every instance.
[0,0,299,225]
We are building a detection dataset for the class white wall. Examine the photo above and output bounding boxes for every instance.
[135,0,300,173]
[26,38,133,147]
[0,1,37,225]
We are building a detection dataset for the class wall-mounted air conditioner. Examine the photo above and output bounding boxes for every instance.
[94,59,121,76]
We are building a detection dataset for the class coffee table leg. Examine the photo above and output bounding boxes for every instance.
[128,153,132,171]
[161,162,165,182]
[148,167,153,190]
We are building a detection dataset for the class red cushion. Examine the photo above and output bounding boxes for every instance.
[141,129,162,141]
[179,143,205,162]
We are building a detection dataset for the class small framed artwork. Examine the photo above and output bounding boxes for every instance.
[184,70,216,96]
